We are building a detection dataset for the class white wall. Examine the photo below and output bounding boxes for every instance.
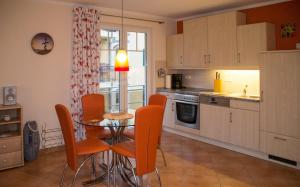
[0,0,176,136]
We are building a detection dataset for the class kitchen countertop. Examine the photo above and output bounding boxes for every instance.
[156,87,260,102]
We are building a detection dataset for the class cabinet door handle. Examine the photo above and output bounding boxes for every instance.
[237,53,241,63]
[171,103,174,111]
[207,54,211,64]
[260,90,264,103]
[229,112,232,123]
[274,137,287,141]
[204,55,207,64]
[180,56,183,64]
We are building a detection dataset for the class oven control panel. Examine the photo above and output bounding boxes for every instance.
[174,93,199,103]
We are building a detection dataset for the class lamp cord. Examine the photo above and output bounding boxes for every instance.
[121,0,124,49]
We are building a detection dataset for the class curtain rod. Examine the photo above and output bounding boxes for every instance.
[100,13,165,24]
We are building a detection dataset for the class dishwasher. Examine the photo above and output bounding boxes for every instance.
[199,95,230,107]
[199,94,230,142]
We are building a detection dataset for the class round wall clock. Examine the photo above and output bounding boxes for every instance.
[31,33,54,55]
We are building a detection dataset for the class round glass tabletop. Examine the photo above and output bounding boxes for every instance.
[75,118,135,128]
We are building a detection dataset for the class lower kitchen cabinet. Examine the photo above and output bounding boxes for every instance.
[159,92,175,129]
[200,100,260,150]
[200,104,230,143]
[229,108,259,151]
[260,131,300,162]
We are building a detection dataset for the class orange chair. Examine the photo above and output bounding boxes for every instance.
[81,94,111,139]
[123,94,167,166]
[111,105,164,186]
[55,104,110,187]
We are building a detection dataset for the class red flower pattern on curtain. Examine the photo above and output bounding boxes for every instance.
[71,7,101,139]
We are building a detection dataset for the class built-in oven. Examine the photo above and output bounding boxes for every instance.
[174,93,200,129]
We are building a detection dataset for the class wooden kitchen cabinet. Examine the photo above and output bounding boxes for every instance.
[183,17,208,68]
[166,34,183,69]
[229,107,259,151]
[260,131,300,162]
[260,51,300,138]
[207,11,246,68]
[237,23,275,68]
[200,104,230,143]
[159,92,175,128]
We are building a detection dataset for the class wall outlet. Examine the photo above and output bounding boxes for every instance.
[296,43,300,49]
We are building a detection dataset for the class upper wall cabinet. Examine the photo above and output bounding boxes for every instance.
[166,34,183,69]
[237,23,275,68]
[207,11,246,68]
[183,17,208,69]
[168,11,245,69]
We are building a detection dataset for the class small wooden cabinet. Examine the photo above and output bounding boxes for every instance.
[166,34,183,69]
[237,22,275,68]
[0,104,24,170]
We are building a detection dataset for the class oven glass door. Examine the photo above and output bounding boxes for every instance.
[176,101,198,124]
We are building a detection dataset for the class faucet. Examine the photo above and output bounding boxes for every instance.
[243,85,248,97]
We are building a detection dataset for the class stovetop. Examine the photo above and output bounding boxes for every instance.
[174,88,213,95]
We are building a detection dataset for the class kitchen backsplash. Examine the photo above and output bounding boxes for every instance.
[179,69,260,96]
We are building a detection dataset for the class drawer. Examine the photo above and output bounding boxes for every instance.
[0,151,22,169]
[260,131,300,162]
[0,136,22,154]
[230,100,259,111]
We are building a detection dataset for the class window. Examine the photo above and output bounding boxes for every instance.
[100,29,120,112]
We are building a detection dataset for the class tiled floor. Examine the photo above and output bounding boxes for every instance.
[0,132,300,187]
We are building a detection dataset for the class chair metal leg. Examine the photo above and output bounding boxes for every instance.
[91,155,97,178]
[71,154,94,187]
[59,163,68,187]
[113,153,116,187]
[155,168,162,187]
[124,157,138,187]
[107,151,110,186]
[158,145,167,167]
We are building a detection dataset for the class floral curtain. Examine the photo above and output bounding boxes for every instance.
[71,7,101,139]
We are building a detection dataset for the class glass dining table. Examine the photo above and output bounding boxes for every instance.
[74,116,136,186]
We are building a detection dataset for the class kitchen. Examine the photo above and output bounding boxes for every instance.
[156,6,300,170]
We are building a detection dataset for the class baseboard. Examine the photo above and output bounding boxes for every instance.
[163,127,300,170]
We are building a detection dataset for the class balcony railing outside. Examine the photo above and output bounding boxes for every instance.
[100,85,145,113]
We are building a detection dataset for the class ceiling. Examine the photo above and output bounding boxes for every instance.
[58,0,282,19]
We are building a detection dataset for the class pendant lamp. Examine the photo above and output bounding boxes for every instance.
[115,0,129,71]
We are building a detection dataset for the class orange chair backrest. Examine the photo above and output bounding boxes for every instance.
[148,94,167,110]
[134,105,164,176]
[81,94,105,121]
[55,104,77,171]
[148,94,167,144]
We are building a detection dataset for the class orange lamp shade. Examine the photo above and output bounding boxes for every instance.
[115,49,129,71]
